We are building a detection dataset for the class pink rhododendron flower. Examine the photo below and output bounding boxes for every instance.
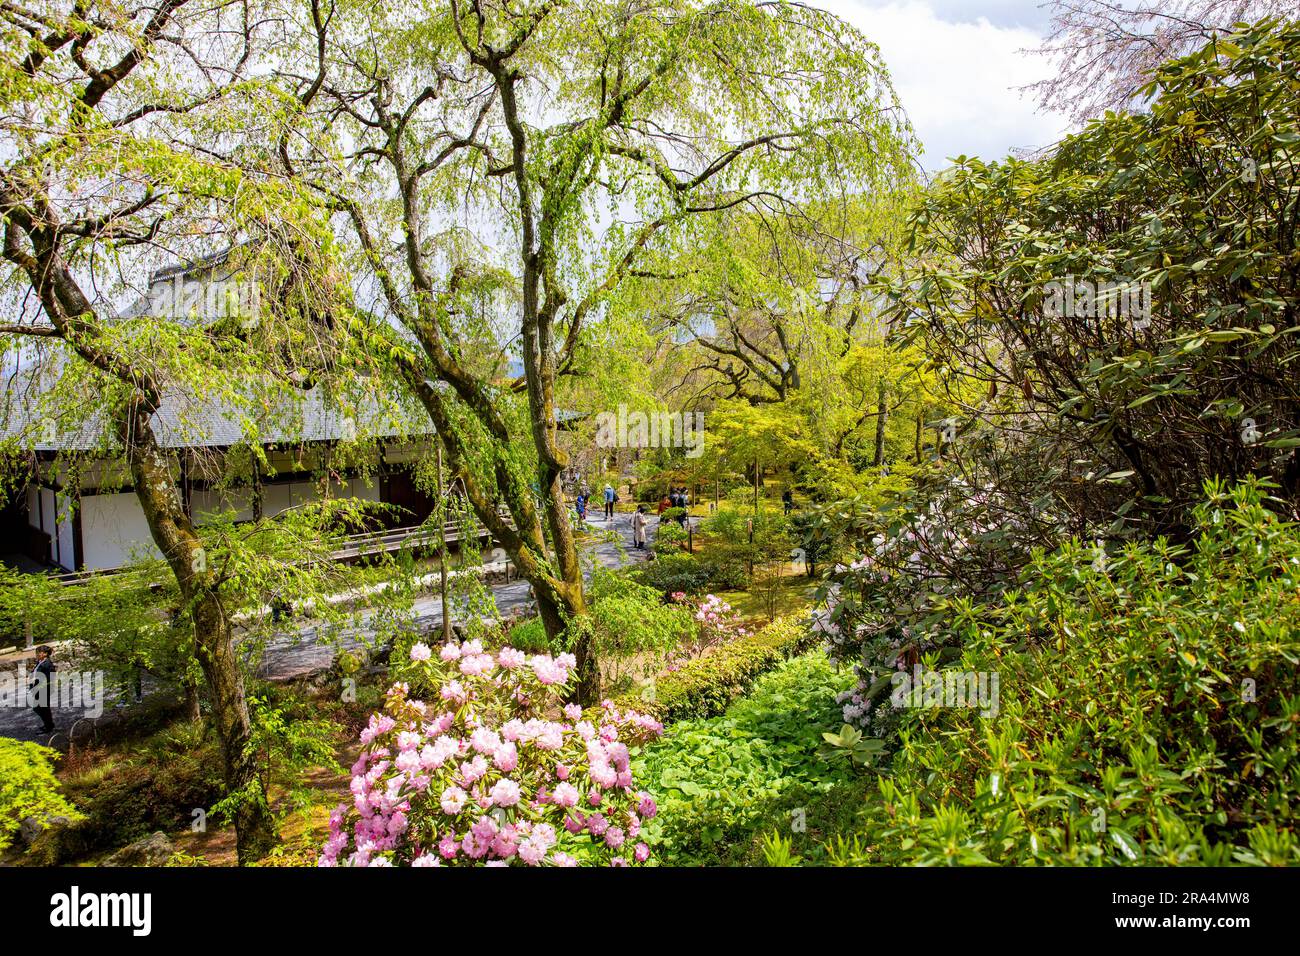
[490,778,521,807]
[552,782,579,808]
[323,637,660,867]
[497,647,526,669]
[440,786,468,815]
[493,741,519,772]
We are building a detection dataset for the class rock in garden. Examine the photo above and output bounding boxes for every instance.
[103,831,176,867]
[18,814,70,847]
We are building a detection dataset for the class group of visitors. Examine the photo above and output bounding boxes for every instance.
[571,481,691,551]
[573,482,619,524]
[657,486,690,516]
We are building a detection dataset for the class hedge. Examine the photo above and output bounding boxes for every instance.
[606,613,817,725]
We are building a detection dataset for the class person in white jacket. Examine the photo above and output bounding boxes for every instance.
[632,506,648,549]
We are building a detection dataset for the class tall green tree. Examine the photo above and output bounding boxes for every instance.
[276,0,914,702]
[0,0,370,861]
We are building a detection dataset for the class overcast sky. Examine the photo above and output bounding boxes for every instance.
[814,0,1075,173]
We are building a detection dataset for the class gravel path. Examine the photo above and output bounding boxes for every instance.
[0,511,660,745]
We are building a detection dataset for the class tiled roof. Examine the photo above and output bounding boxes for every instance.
[1,246,432,451]
[0,359,430,452]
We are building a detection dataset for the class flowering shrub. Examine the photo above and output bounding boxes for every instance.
[663,592,748,670]
[813,472,1050,736]
[320,639,663,867]
[826,481,1300,865]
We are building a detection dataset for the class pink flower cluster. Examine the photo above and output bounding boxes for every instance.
[320,639,662,867]
[664,593,748,670]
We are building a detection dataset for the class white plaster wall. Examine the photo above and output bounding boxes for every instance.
[349,477,380,502]
[80,492,162,570]
[191,487,256,525]
[73,473,382,571]
[55,502,75,571]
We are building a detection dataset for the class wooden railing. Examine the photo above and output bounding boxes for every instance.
[45,512,516,585]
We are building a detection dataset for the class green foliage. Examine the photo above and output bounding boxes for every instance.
[506,616,551,654]
[582,569,698,693]
[818,723,887,770]
[652,520,689,555]
[634,552,711,597]
[833,480,1300,865]
[0,739,83,852]
[701,500,795,614]
[28,722,225,865]
[611,613,816,723]
[698,555,750,590]
[243,694,343,821]
[701,401,818,492]
[891,19,1300,532]
[633,651,853,864]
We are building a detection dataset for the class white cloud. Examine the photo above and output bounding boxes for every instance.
[814,0,1073,172]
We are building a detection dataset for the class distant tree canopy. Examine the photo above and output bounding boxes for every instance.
[1030,0,1297,123]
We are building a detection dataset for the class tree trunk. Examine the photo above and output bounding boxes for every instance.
[873,380,889,467]
[118,399,275,863]
[536,586,599,705]
[183,677,201,722]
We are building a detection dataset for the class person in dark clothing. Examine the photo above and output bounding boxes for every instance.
[782,489,793,515]
[30,645,55,734]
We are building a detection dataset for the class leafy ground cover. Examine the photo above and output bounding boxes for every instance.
[633,650,856,865]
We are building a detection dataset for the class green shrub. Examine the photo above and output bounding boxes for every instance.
[653,520,689,555]
[832,480,1300,866]
[0,739,83,852]
[699,556,749,590]
[506,615,550,653]
[635,552,710,597]
[611,613,816,724]
[582,570,698,694]
[633,651,854,864]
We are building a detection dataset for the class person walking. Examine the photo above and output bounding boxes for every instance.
[632,505,648,549]
[29,644,55,735]
[782,488,793,515]
[603,483,615,520]
[575,492,587,523]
